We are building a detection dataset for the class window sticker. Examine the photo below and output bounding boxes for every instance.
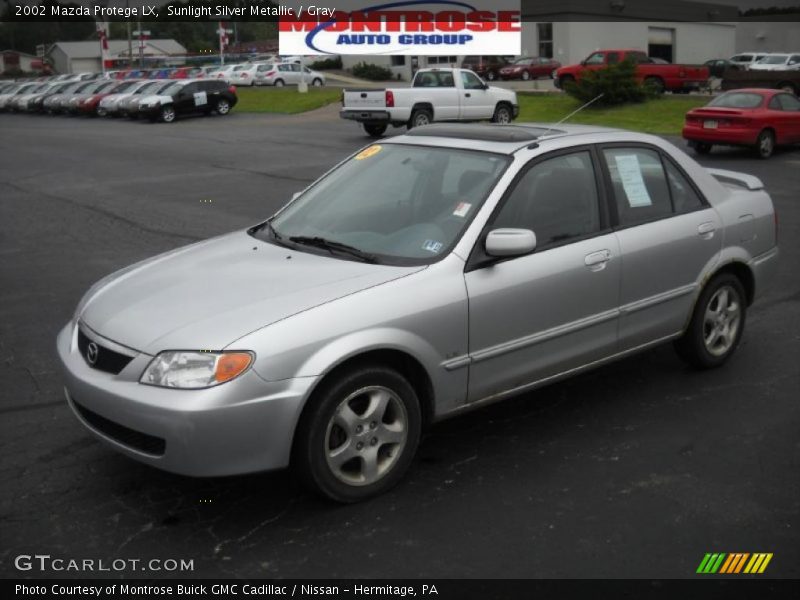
[614,154,652,207]
[354,145,382,160]
[453,202,472,218]
[193,91,207,107]
[422,240,444,254]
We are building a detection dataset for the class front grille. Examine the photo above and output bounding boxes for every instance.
[73,400,166,456]
[77,328,134,375]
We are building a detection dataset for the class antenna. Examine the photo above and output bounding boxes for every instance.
[540,93,605,138]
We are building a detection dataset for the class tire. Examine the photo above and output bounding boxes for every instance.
[674,273,747,369]
[312,78,323,87]
[215,98,231,116]
[408,107,432,129]
[755,129,775,159]
[521,70,531,81]
[160,105,176,123]
[274,79,285,87]
[491,103,512,124]
[486,71,496,81]
[293,365,422,503]
[692,142,713,155]
[777,81,797,96]
[363,122,387,138]
[644,76,666,94]
[559,75,575,89]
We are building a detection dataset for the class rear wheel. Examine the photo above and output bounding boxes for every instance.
[408,107,432,129]
[312,78,323,87]
[674,273,746,369]
[521,70,531,81]
[363,123,387,138]
[293,365,422,503]
[755,129,775,159]
[777,81,797,95]
[160,105,176,123]
[274,79,285,88]
[692,142,713,155]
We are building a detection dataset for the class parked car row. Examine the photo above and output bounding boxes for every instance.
[730,52,800,71]
[211,61,327,87]
[0,78,238,123]
[460,55,562,81]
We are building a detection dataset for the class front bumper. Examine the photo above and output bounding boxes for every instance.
[57,322,316,477]
[138,104,161,118]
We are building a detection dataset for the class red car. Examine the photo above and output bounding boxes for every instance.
[683,88,800,159]
[77,80,140,116]
[170,67,205,79]
[499,57,561,81]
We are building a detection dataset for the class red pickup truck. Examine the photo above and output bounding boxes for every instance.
[554,49,709,94]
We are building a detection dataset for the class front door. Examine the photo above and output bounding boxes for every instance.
[465,148,621,403]
[458,70,493,119]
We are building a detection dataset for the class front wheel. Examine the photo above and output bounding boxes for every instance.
[363,122,387,138]
[755,129,775,159]
[293,366,422,503]
[674,273,746,369]
[486,71,496,81]
[215,98,231,115]
[160,105,176,123]
[521,70,531,81]
[492,104,512,124]
[274,79,285,87]
[312,78,323,87]
[644,76,666,94]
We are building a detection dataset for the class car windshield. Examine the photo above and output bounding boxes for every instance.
[513,58,533,65]
[157,82,186,95]
[708,92,764,108]
[259,144,510,265]
[758,55,789,64]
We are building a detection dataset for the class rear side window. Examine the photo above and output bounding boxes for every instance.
[777,93,800,111]
[664,161,704,214]
[603,148,672,227]
[493,151,601,248]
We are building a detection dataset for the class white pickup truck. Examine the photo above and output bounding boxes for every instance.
[340,68,519,137]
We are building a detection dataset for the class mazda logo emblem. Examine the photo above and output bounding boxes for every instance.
[86,342,99,366]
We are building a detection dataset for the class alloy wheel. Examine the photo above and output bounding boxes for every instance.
[702,285,742,357]
[324,386,408,487]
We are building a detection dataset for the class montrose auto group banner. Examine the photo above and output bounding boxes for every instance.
[278,0,522,56]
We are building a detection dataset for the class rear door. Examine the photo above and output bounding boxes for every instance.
[599,145,722,350]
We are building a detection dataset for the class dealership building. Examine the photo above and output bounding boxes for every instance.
[340,0,749,80]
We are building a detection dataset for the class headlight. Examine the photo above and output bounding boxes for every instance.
[140,351,254,389]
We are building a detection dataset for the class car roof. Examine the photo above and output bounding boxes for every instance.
[387,123,626,154]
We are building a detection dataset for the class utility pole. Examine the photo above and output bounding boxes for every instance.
[126,0,132,68]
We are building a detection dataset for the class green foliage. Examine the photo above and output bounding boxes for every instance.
[563,60,654,107]
[351,62,393,81]
[309,56,343,71]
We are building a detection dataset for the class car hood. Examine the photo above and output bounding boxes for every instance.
[139,94,173,105]
[80,230,423,354]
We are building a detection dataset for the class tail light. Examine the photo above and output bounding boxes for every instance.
[385,90,394,107]
[228,86,237,94]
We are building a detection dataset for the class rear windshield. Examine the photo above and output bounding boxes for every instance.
[413,71,455,88]
[708,92,764,108]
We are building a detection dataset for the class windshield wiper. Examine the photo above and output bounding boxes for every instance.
[288,236,377,263]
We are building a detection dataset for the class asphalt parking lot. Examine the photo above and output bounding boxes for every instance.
[1,107,798,579]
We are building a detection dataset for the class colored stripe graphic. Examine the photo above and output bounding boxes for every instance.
[699,553,773,574]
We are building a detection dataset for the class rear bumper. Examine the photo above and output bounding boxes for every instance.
[683,125,759,146]
[340,109,391,123]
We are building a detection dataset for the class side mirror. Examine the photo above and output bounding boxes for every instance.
[485,228,537,257]
[580,60,587,66]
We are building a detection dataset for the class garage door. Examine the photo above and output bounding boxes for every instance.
[648,27,675,63]
[70,58,99,74]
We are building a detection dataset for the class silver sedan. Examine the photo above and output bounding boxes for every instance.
[58,124,778,502]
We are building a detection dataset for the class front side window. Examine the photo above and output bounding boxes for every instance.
[603,148,672,227]
[262,145,510,264]
[460,71,484,89]
[492,151,601,248]
[585,52,606,65]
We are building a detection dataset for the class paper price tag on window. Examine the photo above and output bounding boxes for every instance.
[615,154,652,207]
[193,91,207,107]
[453,202,472,218]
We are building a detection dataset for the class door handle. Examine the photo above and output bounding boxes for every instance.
[465,93,471,97]
[584,250,611,271]
[698,222,716,238]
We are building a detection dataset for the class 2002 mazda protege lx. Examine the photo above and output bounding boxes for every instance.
[58,124,778,502]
